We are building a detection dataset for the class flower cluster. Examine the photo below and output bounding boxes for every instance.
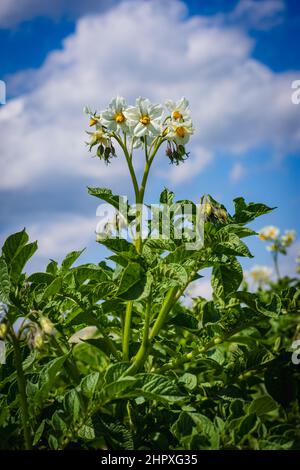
[258,226,296,254]
[249,265,272,285]
[85,96,194,164]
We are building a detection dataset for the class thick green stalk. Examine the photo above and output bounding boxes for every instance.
[122,301,133,361]
[10,331,32,450]
[149,286,178,340]
[126,296,151,375]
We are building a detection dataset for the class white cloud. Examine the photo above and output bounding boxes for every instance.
[183,278,213,305]
[161,147,213,184]
[0,0,299,196]
[230,162,246,183]
[228,0,285,30]
[27,213,96,258]
[0,0,117,28]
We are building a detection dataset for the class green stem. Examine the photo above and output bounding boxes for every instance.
[114,134,139,200]
[149,286,178,340]
[273,252,281,280]
[122,301,133,361]
[126,295,151,375]
[10,330,32,450]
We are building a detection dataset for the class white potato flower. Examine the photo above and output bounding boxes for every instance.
[258,226,280,241]
[167,119,194,145]
[281,229,296,247]
[165,97,190,121]
[101,96,129,133]
[250,265,272,284]
[86,126,110,148]
[124,97,163,137]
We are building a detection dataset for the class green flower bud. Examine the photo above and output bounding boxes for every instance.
[0,323,7,339]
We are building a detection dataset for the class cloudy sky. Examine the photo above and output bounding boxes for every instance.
[0,0,299,289]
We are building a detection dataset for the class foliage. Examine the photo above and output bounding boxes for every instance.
[0,96,299,450]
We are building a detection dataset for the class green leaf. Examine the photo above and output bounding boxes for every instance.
[78,425,95,441]
[92,414,134,450]
[2,229,28,263]
[178,373,197,391]
[236,291,281,318]
[160,187,174,205]
[61,249,85,271]
[135,373,182,403]
[248,396,278,416]
[28,272,54,284]
[237,413,258,439]
[104,363,130,384]
[81,372,100,399]
[218,224,257,239]
[46,259,58,275]
[212,259,243,304]
[36,355,67,404]
[233,197,274,224]
[10,241,38,281]
[41,277,62,300]
[99,238,134,254]
[0,257,10,303]
[48,434,58,450]
[87,187,122,210]
[103,377,137,401]
[215,232,253,258]
[64,389,81,423]
[33,420,45,446]
[202,301,220,325]
[172,412,219,450]
[256,293,281,318]
[84,338,119,358]
[51,411,68,433]
[117,262,143,296]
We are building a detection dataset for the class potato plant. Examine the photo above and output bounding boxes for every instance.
[0,97,299,450]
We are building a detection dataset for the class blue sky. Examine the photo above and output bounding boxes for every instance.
[0,0,299,294]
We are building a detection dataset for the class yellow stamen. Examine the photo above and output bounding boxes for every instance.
[175,126,185,138]
[172,110,183,120]
[115,112,125,123]
[89,117,98,127]
[140,115,151,125]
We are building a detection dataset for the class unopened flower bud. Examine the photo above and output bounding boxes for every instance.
[0,323,7,339]
[202,202,212,217]
[33,333,44,349]
[40,317,55,336]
